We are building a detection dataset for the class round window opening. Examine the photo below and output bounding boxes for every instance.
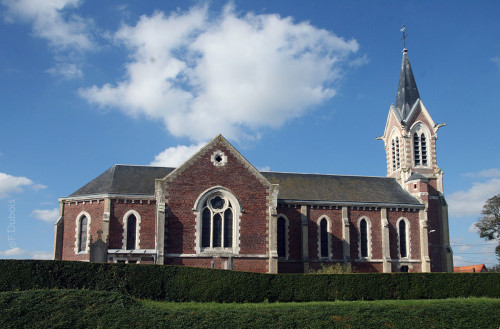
[210,196,225,209]
[211,150,227,167]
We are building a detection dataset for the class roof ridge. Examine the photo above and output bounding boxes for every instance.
[261,171,395,179]
[113,164,175,169]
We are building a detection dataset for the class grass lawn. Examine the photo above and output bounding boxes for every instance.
[0,289,499,328]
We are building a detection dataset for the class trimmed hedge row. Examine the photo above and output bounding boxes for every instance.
[2,290,500,328]
[0,260,498,302]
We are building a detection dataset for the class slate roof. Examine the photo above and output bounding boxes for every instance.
[406,172,429,183]
[69,165,174,197]
[68,165,421,206]
[395,48,420,121]
[261,172,421,205]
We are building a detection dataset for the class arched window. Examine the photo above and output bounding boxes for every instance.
[320,218,328,258]
[396,137,400,169]
[200,194,235,250]
[123,210,141,250]
[398,218,410,258]
[126,214,136,250]
[420,134,427,165]
[391,136,401,171]
[358,217,371,258]
[75,212,91,254]
[392,139,396,170]
[277,217,286,258]
[412,123,430,167]
[413,132,420,165]
[79,216,88,252]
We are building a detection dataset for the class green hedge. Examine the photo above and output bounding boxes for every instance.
[0,260,498,302]
[2,290,500,328]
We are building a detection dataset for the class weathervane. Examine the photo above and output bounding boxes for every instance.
[401,25,408,49]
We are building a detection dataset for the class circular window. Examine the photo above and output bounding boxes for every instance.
[210,196,224,209]
[211,150,227,167]
[209,195,227,212]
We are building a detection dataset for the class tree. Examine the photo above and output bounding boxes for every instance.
[475,194,500,260]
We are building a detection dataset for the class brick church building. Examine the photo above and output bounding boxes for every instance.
[54,48,453,273]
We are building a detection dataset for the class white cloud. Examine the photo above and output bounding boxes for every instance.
[0,172,39,198]
[31,208,59,223]
[348,54,369,67]
[258,166,271,172]
[0,172,46,198]
[0,247,25,256]
[81,4,360,142]
[32,184,48,191]
[468,223,478,233]
[2,0,93,50]
[448,178,500,218]
[46,63,83,79]
[150,142,206,167]
[453,255,466,267]
[0,248,52,260]
[462,168,500,178]
[31,251,53,260]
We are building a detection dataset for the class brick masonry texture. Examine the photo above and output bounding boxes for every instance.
[163,142,270,257]
[61,201,104,261]
[387,209,421,260]
[111,200,156,249]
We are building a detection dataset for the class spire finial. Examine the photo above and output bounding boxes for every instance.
[400,25,408,50]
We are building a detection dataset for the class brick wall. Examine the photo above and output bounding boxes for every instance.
[61,201,104,261]
[308,207,343,260]
[277,205,301,260]
[111,200,156,249]
[427,197,444,272]
[164,142,271,258]
[165,257,268,273]
[349,208,381,260]
[387,209,420,260]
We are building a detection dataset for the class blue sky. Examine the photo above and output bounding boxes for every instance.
[1,0,499,268]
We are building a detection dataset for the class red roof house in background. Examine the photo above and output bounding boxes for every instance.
[454,264,488,273]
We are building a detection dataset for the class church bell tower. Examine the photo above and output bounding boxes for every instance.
[379,46,453,272]
[380,48,446,193]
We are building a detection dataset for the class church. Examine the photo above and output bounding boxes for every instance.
[53,48,453,273]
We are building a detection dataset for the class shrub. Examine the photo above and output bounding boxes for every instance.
[311,263,352,274]
[0,260,498,303]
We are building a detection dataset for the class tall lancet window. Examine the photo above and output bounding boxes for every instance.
[277,217,286,258]
[391,136,401,171]
[359,218,370,258]
[320,218,328,258]
[200,194,234,249]
[395,137,400,169]
[391,139,396,171]
[420,134,427,165]
[413,131,429,166]
[126,214,137,250]
[78,216,88,252]
[399,220,408,258]
[413,133,420,165]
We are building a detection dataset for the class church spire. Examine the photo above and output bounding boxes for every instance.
[395,48,420,121]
